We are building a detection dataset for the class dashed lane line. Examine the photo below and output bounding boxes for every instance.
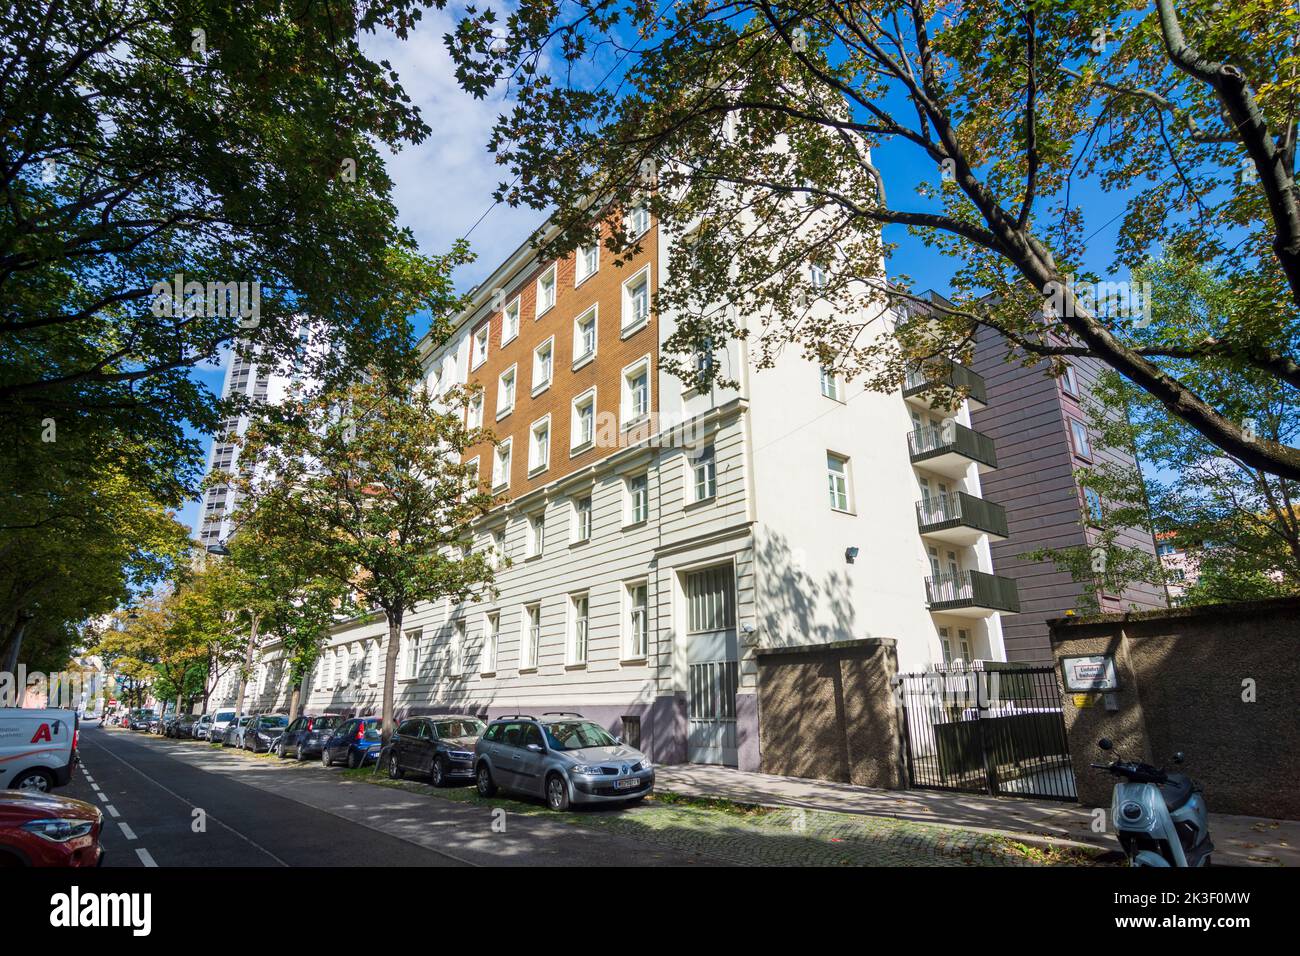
[136,848,157,867]
[118,822,138,841]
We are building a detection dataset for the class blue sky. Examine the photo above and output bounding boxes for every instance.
[174,10,1137,537]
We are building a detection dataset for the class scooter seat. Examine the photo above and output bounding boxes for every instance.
[1160,773,1194,812]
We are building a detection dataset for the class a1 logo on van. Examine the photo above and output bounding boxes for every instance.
[31,723,53,744]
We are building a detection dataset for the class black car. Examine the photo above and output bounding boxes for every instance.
[386,714,487,786]
[275,714,344,761]
[244,714,290,753]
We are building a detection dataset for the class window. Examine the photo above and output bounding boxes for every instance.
[482,612,499,673]
[628,203,650,237]
[574,307,597,365]
[627,582,649,659]
[819,367,842,401]
[492,438,512,489]
[502,296,520,344]
[472,325,489,368]
[571,388,596,450]
[369,639,380,685]
[490,529,506,569]
[536,264,557,317]
[467,393,483,429]
[451,620,466,676]
[686,565,736,633]
[827,452,852,512]
[622,268,651,333]
[622,357,651,426]
[522,605,540,669]
[1084,487,1104,525]
[497,365,516,417]
[621,716,642,750]
[627,473,649,524]
[1069,419,1092,458]
[810,263,827,289]
[1061,364,1080,397]
[576,242,599,283]
[528,511,545,557]
[573,494,592,542]
[529,416,551,474]
[691,444,716,501]
[570,593,589,664]
[532,338,553,393]
[403,629,422,680]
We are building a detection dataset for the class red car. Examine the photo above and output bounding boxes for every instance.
[0,790,104,867]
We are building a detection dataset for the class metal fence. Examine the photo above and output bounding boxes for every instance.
[897,665,1076,801]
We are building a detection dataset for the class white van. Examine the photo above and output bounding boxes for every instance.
[208,708,239,743]
[0,708,78,791]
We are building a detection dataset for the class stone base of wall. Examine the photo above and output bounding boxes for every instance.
[1050,597,1300,820]
[755,638,904,789]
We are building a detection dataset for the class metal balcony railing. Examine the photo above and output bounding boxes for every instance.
[908,422,998,470]
[925,570,1021,613]
[903,360,988,407]
[916,491,1009,539]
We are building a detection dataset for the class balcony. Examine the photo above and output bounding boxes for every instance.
[925,570,1020,617]
[903,361,988,411]
[916,492,1009,545]
[908,422,998,478]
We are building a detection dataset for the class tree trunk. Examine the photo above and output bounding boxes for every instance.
[1,612,33,675]
[381,608,403,746]
[232,612,260,719]
[288,682,302,720]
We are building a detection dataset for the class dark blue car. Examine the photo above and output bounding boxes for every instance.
[275,714,344,761]
[320,716,384,769]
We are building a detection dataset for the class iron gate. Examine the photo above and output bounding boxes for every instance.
[897,666,1076,801]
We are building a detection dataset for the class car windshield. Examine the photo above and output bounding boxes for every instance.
[259,717,288,728]
[216,712,235,722]
[310,717,341,731]
[434,719,484,739]
[544,721,619,751]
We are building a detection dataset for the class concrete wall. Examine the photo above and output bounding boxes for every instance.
[1049,597,1300,819]
[755,638,904,789]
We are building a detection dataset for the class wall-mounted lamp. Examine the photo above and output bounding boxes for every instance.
[740,623,756,634]
[845,546,860,564]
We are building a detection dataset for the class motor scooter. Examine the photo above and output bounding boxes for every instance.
[1092,738,1212,866]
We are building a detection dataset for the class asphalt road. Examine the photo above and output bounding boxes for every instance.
[68,726,717,867]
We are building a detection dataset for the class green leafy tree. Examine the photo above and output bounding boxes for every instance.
[445,0,1300,477]
[233,374,497,742]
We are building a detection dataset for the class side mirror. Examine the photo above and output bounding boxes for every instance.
[1173,752,1184,764]
[614,737,623,745]
[1098,738,1113,751]
[526,743,544,754]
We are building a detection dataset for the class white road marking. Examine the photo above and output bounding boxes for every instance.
[90,783,101,792]
[118,822,137,841]
[105,804,120,818]
[136,848,157,867]
[96,791,108,803]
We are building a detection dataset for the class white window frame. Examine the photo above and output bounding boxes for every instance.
[496,364,517,419]
[535,263,557,318]
[532,336,554,394]
[572,493,593,543]
[626,472,649,525]
[472,324,489,369]
[573,305,598,367]
[691,444,717,502]
[467,393,484,429]
[568,592,590,665]
[521,604,541,670]
[502,295,521,344]
[819,367,843,401]
[451,620,466,677]
[369,639,380,686]
[1069,418,1092,458]
[402,629,422,681]
[576,241,599,284]
[625,580,649,660]
[827,451,852,512]
[809,263,827,289]
[621,265,651,335]
[571,387,597,452]
[1061,363,1079,397]
[490,529,505,570]
[621,355,652,428]
[627,203,650,238]
[482,612,499,674]
[527,511,545,558]
[492,437,512,490]
[528,414,551,475]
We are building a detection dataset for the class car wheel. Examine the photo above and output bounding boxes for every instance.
[430,757,446,788]
[275,741,285,759]
[295,744,307,762]
[545,773,570,812]
[346,749,360,770]
[476,763,497,797]
[321,747,333,768]
[388,752,403,780]
[11,768,55,793]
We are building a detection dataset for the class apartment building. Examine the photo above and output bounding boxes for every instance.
[231,218,1019,771]
[969,317,1165,663]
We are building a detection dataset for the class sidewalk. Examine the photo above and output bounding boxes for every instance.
[655,765,1297,866]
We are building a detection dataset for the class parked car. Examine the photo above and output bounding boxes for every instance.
[207,708,239,743]
[0,789,104,866]
[0,708,79,792]
[128,709,154,731]
[474,713,654,811]
[387,714,486,786]
[220,716,252,748]
[171,714,198,738]
[275,715,343,761]
[244,715,289,753]
[192,714,213,740]
[320,716,383,769]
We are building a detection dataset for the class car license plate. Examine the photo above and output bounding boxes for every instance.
[615,777,640,789]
